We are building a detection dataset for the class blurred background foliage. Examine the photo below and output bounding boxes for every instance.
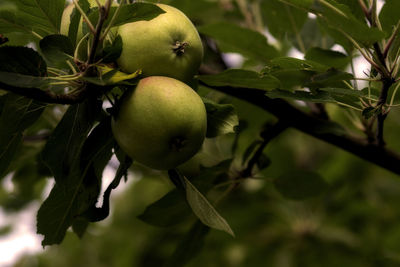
[3,0,400,266]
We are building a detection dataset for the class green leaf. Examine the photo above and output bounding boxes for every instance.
[0,95,45,179]
[274,170,328,200]
[305,47,351,69]
[265,89,334,103]
[0,0,65,38]
[83,66,141,86]
[0,46,47,76]
[41,99,102,183]
[362,106,380,119]
[39,34,74,68]
[307,68,353,88]
[262,57,328,87]
[101,35,122,63]
[88,3,165,29]
[197,69,280,90]
[278,0,314,10]
[202,98,239,138]
[265,87,361,110]
[183,175,234,236]
[261,0,308,40]
[318,0,385,45]
[0,72,50,89]
[379,0,400,36]
[37,99,105,246]
[0,48,48,180]
[138,190,192,227]
[198,22,278,63]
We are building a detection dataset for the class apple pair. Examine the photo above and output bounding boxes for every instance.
[60,2,206,170]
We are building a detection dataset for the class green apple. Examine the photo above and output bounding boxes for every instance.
[111,76,207,170]
[117,4,203,82]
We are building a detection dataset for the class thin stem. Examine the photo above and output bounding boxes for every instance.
[73,0,96,34]
[319,0,347,17]
[101,0,125,41]
[383,20,400,59]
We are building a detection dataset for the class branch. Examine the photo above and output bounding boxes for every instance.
[0,82,90,104]
[240,121,288,178]
[201,83,400,175]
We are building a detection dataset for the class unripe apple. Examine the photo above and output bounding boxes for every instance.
[111,76,207,170]
[117,4,203,82]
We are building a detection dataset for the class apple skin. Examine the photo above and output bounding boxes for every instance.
[116,4,203,82]
[111,76,207,170]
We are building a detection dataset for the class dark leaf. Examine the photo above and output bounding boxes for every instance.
[101,35,122,63]
[0,46,47,76]
[138,190,191,227]
[0,0,65,38]
[202,97,239,138]
[261,0,308,40]
[88,3,165,29]
[305,47,351,69]
[41,99,102,182]
[198,22,278,63]
[39,34,74,68]
[197,69,280,90]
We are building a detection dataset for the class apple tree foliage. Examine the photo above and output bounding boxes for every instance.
[3,0,400,266]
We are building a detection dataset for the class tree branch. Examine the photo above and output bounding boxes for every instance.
[201,83,400,175]
[0,82,89,104]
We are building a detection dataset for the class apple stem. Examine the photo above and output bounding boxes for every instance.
[170,137,187,151]
[172,41,189,56]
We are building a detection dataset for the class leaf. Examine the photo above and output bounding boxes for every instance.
[274,170,328,200]
[101,35,122,63]
[183,175,234,236]
[138,190,192,227]
[0,46,47,76]
[0,0,65,38]
[0,46,47,179]
[265,88,361,110]
[164,221,210,267]
[202,98,239,138]
[305,47,351,69]
[0,72,50,89]
[197,69,280,90]
[198,22,278,63]
[379,0,400,36]
[84,66,141,86]
[88,3,165,29]
[265,89,334,103]
[39,34,74,68]
[278,0,314,10]
[261,0,308,40]
[262,57,347,90]
[37,100,108,246]
[317,0,385,45]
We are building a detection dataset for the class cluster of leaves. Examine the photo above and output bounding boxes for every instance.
[2,0,400,266]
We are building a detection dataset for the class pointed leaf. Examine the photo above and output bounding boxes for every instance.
[39,34,74,68]
[198,22,278,62]
[197,69,280,90]
[0,0,65,38]
[202,98,239,138]
[41,99,102,182]
[183,175,234,236]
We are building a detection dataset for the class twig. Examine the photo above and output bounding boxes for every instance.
[199,81,400,175]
